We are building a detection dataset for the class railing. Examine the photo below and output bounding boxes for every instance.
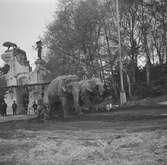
[0,82,50,89]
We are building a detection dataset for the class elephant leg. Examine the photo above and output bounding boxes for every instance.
[49,101,63,119]
[49,101,60,119]
[72,88,83,115]
[61,97,69,118]
[48,102,55,119]
[56,102,64,119]
[65,95,74,115]
[48,96,55,119]
[83,94,94,112]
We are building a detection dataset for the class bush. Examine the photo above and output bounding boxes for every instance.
[134,82,167,98]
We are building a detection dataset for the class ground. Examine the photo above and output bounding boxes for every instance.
[0,106,167,165]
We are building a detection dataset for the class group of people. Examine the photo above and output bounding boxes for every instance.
[0,100,39,117]
[0,100,17,116]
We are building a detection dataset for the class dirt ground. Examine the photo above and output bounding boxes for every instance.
[0,107,167,165]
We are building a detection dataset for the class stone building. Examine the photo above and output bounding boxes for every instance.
[1,42,49,114]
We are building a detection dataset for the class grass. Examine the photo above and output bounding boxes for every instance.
[0,107,167,165]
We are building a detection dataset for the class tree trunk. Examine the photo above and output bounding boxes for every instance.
[126,73,132,98]
[146,62,150,86]
[144,34,151,86]
[141,1,151,86]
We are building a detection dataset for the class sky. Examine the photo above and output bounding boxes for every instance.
[0,0,57,68]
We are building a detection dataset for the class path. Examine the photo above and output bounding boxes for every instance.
[0,114,36,123]
[0,106,167,165]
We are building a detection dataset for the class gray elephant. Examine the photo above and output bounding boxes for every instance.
[44,75,82,118]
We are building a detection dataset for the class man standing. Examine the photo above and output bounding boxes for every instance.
[36,99,47,120]
[1,100,7,116]
[32,101,37,114]
[12,100,17,115]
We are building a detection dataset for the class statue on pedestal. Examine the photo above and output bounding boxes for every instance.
[3,42,17,50]
[36,40,42,60]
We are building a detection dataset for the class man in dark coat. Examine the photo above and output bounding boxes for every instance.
[12,100,17,115]
[32,101,37,114]
[1,100,7,116]
[36,99,47,120]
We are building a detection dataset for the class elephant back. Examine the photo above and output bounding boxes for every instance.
[79,78,104,95]
[47,75,79,98]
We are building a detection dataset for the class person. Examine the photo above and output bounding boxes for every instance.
[32,101,37,114]
[12,100,17,115]
[36,99,47,120]
[1,100,7,116]
[24,105,28,115]
[0,100,2,116]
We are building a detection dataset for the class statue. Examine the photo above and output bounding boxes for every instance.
[36,40,42,60]
[3,42,17,50]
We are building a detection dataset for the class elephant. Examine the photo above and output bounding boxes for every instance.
[44,75,82,118]
[45,75,105,119]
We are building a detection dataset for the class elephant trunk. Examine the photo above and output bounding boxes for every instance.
[72,83,83,115]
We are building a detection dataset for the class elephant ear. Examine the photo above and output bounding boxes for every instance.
[61,75,79,94]
[79,78,104,94]
[90,78,105,96]
[79,80,93,94]
[65,82,74,93]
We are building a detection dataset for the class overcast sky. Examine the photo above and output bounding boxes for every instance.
[0,0,57,67]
